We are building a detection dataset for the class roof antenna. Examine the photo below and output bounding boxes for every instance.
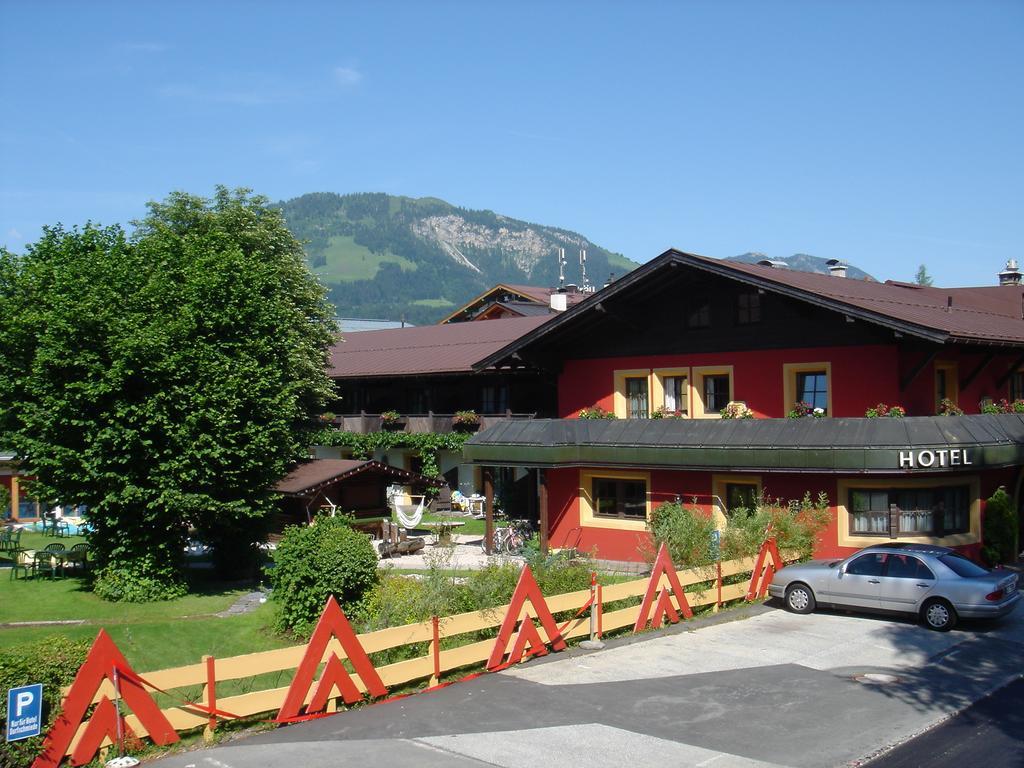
[557,247,566,288]
[579,248,591,292]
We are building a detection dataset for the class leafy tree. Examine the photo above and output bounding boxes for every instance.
[0,188,336,599]
[915,264,934,286]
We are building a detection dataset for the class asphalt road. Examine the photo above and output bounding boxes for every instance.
[152,603,1024,768]
[865,675,1024,768]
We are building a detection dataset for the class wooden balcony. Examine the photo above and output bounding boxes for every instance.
[328,411,538,435]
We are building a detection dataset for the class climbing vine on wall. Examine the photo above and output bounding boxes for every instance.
[311,430,473,479]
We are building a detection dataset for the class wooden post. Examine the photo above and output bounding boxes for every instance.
[202,655,217,741]
[538,469,549,555]
[484,467,494,555]
[430,615,441,686]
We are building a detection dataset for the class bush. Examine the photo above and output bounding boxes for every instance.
[0,636,90,768]
[578,405,616,419]
[721,492,831,561]
[646,501,718,568]
[93,558,188,602]
[271,515,379,636]
[981,487,1018,566]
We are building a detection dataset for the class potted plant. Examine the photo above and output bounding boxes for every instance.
[651,406,684,419]
[380,410,404,430]
[577,405,616,419]
[452,409,481,431]
[719,402,754,419]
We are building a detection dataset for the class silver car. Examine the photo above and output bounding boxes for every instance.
[768,543,1020,631]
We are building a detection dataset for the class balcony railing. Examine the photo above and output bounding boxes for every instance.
[326,411,538,435]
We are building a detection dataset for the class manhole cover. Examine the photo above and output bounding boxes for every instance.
[853,673,901,685]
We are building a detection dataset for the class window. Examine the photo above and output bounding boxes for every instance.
[934,362,959,413]
[613,369,650,418]
[846,553,887,577]
[783,362,832,416]
[704,375,730,412]
[1010,369,1024,401]
[687,303,711,329]
[481,384,509,414]
[626,377,649,419]
[939,553,989,578]
[725,483,758,513]
[593,478,647,521]
[796,371,828,412]
[885,555,934,580]
[736,292,761,324]
[663,375,688,415]
[692,366,734,418]
[849,485,970,537]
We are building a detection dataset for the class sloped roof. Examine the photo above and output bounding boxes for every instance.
[329,315,550,378]
[439,283,589,324]
[464,415,1024,473]
[275,459,441,496]
[476,250,1024,369]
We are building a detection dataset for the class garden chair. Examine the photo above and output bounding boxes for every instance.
[10,548,41,580]
[66,542,90,573]
[429,486,454,515]
[39,542,66,578]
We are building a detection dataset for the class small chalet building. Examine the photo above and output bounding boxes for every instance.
[464,250,1024,562]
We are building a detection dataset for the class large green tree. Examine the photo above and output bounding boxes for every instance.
[0,188,336,599]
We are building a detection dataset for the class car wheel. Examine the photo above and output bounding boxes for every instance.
[921,598,957,632]
[785,583,816,614]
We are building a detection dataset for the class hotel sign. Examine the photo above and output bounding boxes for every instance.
[898,448,972,469]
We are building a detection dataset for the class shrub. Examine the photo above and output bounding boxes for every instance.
[271,515,379,636]
[380,409,402,426]
[981,487,1018,566]
[788,401,825,418]
[578,405,616,419]
[721,492,831,561]
[452,410,480,428]
[93,558,188,602]
[0,636,90,768]
[719,402,753,419]
[937,398,963,416]
[646,500,718,568]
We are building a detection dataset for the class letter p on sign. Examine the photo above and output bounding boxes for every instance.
[6,683,43,742]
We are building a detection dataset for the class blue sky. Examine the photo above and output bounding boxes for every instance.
[1,0,1021,286]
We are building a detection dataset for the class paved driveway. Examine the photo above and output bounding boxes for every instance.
[153,603,1024,768]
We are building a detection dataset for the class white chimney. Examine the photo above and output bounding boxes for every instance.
[826,259,847,278]
[550,291,568,312]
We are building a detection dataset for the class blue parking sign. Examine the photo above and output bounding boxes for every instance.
[6,684,43,742]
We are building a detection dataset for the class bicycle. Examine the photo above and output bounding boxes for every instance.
[481,518,534,554]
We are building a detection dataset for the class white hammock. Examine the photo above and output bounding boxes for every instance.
[393,495,425,529]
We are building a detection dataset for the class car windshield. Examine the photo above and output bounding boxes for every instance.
[939,553,990,578]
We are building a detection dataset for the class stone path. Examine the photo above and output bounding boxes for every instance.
[214,590,268,618]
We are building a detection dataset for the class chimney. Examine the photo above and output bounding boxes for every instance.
[550,290,568,312]
[998,258,1021,286]
[826,259,847,278]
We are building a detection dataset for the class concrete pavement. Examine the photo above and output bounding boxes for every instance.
[151,603,1024,768]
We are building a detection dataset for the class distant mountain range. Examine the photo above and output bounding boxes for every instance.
[275,193,872,324]
[275,193,636,326]
[725,252,874,280]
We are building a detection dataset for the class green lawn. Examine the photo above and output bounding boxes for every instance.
[314,235,417,284]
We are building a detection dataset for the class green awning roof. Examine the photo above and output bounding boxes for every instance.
[464,415,1024,474]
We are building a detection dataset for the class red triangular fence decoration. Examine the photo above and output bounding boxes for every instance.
[507,617,550,663]
[746,538,783,601]
[650,588,681,629]
[634,543,693,632]
[32,629,178,768]
[486,567,567,670]
[307,654,364,713]
[69,697,136,766]
[276,596,387,721]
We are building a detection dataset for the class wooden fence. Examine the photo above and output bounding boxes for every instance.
[35,540,789,768]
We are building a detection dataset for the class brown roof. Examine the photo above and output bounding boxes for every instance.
[439,283,589,324]
[475,250,1024,369]
[328,315,551,378]
[706,256,1024,344]
[275,459,441,496]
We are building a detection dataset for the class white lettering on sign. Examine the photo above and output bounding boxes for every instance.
[898,448,973,469]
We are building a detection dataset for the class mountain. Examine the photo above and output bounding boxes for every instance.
[725,252,875,280]
[275,193,638,325]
